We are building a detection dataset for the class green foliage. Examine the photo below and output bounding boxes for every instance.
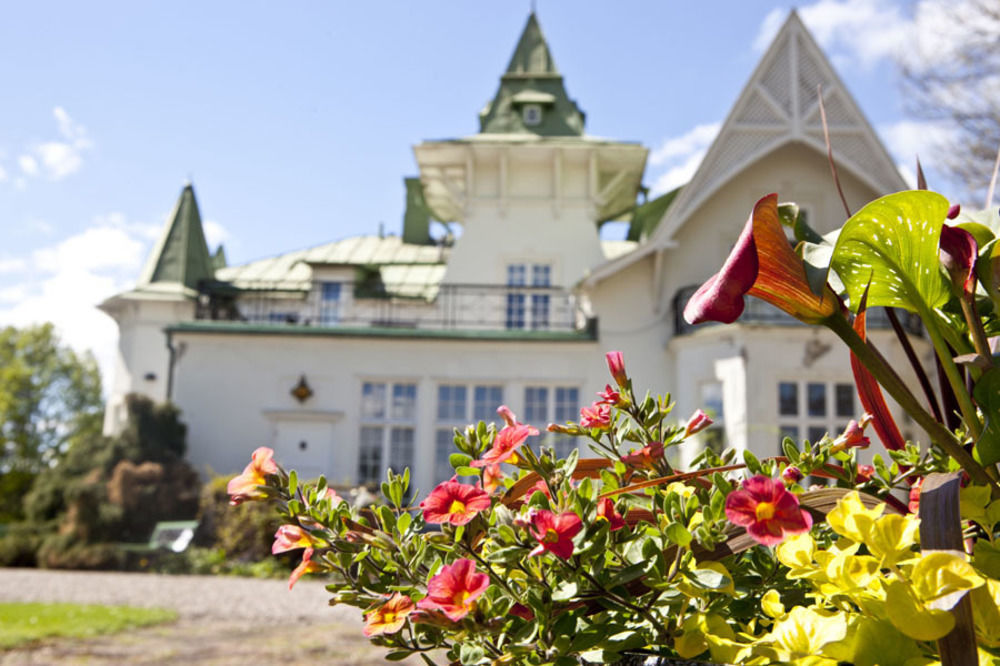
[0,324,103,522]
[0,602,176,648]
[195,474,285,564]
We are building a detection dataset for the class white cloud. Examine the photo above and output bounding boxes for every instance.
[647,122,721,196]
[203,219,229,249]
[0,214,156,397]
[19,154,38,176]
[16,107,94,183]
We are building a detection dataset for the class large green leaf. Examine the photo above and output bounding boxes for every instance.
[831,191,951,314]
[973,368,1000,466]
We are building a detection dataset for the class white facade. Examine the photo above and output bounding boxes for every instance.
[101,12,928,493]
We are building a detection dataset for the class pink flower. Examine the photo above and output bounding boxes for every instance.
[363,593,415,637]
[606,351,628,388]
[855,465,876,483]
[724,476,813,546]
[471,408,538,468]
[528,509,582,559]
[420,480,491,526]
[621,441,665,470]
[596,384,622,406]
[830,418,871,453]
[417,558,490,621]
[596,497,625,531]
[288,547,322,589]
[580,401,611,429]
[272,524,313,554]
[482,464,504,493]
[781,466,803,484]
[227,447,279,505]
[684,409,714,437]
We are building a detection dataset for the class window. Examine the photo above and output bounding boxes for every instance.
[776,381,856,451]
[525,385,580,459]
[319,281,341,325]
[434,383,504,482]
[699,382,725,455]
[522,104,543,126]
[358,381,417,485]
[506,263,552,330]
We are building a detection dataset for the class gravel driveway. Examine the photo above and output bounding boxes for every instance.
[0,568,421,665]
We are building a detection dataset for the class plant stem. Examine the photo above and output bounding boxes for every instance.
[825,314,997,492]
[960,296,995,367]
[920,307,983,440]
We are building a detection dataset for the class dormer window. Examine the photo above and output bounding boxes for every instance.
[523,104,543,126]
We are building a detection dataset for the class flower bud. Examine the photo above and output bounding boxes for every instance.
[605,351,627,388]
[782,466,803,484]
[684,409,714,437]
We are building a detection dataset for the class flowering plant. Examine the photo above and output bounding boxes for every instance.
[230,188,1000,663]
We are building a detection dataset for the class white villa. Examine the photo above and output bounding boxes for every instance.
[100,11,928,490]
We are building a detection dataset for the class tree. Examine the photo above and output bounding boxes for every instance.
[0,324,103,521]
[901,0,1000,199]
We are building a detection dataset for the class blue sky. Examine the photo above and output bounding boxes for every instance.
[0,0,959,389]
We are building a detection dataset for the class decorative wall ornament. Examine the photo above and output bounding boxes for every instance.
[291,375,314,403]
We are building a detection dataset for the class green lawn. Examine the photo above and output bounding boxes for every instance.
[0,602,177,648]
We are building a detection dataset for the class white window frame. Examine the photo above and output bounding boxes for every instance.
[524,384,580,459]
[776,379,857,451]
[433,383,504,482]
[358,380,418,485]
[522,104,543,126]
[506,262,552,330]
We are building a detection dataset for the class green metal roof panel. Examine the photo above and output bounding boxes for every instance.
[138,184,215,290]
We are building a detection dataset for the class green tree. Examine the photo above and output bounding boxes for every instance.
[0,324,103,522]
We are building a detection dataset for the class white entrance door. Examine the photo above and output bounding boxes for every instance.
[272,420,334,482]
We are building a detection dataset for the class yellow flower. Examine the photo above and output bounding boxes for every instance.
[826,491,883,543]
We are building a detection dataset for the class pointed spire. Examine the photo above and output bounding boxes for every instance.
[479,13,585,136]
[138,183,215,291]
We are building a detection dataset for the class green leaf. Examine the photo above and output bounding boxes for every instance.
[831,190,951,313]
[396,511,412,535]
[449,452,472,468]
[973,368,1000,466]
[782,437,800,462]
[974,539,1000,579]
[665,522,693,548]
[386,651,413,661]
[459,643,485,665]
[455,466,480,477]
[743,449,762,475]
[287,469,298,497]
[552,580,578,601]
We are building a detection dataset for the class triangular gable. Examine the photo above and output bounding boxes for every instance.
[648,10,906,247]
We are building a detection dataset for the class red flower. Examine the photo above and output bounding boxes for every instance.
[683,194,838,326]
[724,475,813,546]
[606,351,628,388]
[417,558,490,622]
[272,524,312,554]
[684,409,714,437]
[420,480,491,526]
[528,509,582,559]
[908,477,924,514]
[855,465,876,483]
[597,384,622,405]
[363,593,415,637]
[288,547,323,589]
[580,401,611,429]
[621,441,665,470]
[227,447,279,505]
[471,410,538,468]
[482,464,503,493]
[596,497,625,531]
[509,603,534,621]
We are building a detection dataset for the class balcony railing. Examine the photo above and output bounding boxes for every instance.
[194,281,591,334]
[672,285,923,337]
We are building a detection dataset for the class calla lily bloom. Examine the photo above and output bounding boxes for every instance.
[580,401,611,429]
[683,194,839,326]
[227,446,279,505]
[288,547,322,589]
[724,475,813,546]
[528,509,582,559]
[471,409,538,468]
[684,409,714,437]
[939,223,978,296]
[363,593,415,637]
[596,497,625,531]
[420,480,491,526]
[272,524,313,554]
[417,558,489,622]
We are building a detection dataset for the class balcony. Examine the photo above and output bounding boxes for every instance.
[671,285,923,337]
[194,281,593,335]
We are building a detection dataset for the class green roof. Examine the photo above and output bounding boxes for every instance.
[478,13,585,137]
[138,184,215,291]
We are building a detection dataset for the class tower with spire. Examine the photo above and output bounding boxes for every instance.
[99,183,222,434]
